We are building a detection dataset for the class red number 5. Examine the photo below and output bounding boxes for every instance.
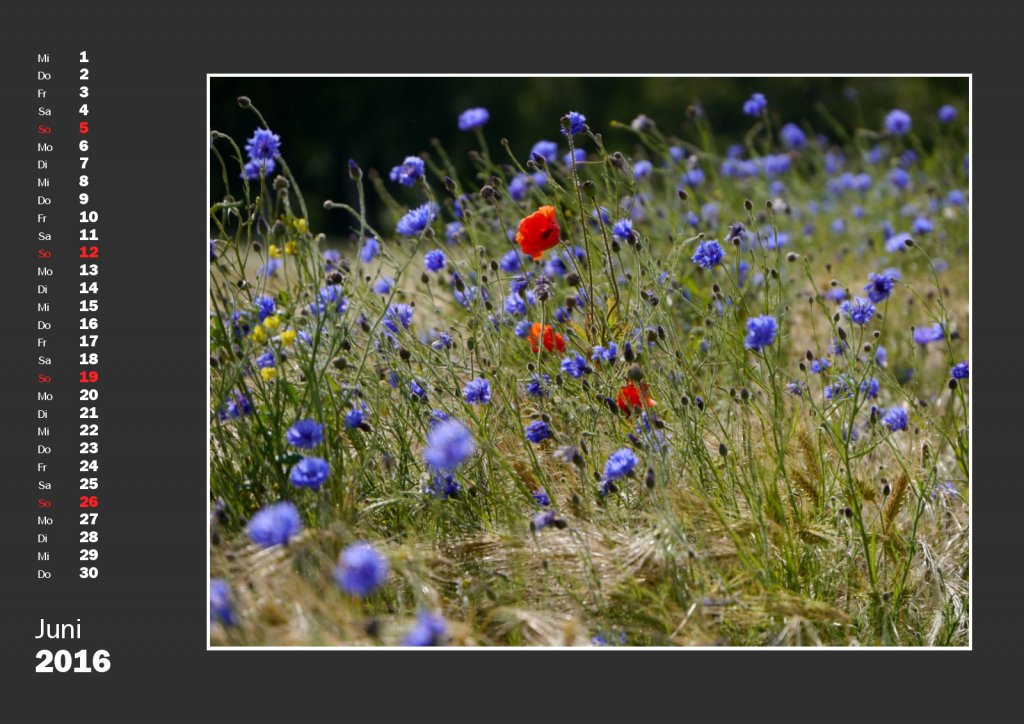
[80,122,89,133]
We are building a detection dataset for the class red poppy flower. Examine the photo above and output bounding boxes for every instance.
[527,323,565,353]
[516,206,561,260]
[616,383,656,415]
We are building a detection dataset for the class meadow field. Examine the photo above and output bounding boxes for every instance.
[209,81,969,646]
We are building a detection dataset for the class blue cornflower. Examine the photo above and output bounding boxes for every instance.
[603,448,639,483]
[323,249,342,271]
[937,105,957,123]
[860,377,880,398]
[361,238,380,262]
[525,375,550,398]
[612,218,633,242]
[509,273,532,294]
[409,380,428,401]
[396,202,438,237]
[885,109,912,136]
[545,255,569,276]
[811,359,831,374]
[682,167,705,187]
[525,420,552,444]
[255,295,276,322]
[423,419,475,472]
[561,111,587,136]
[912,216,934,235]
[290,457,330,490]
[384,303,414,333]
[231,311,252,338]
[831,218,846,234]
[255,349,278,369]
[219,390,253,421]
[946,190,965,207]
[428,409,449,426]
[334,542,389,597]
[564,149,587,166]
[951,361,969,379]
[824,377,852,401]
[882,406,909,432]
[889,167,910,189]
[446,221,464,243]
[432,330,453,350]
[591,343,618,364]
[210,579,235,626]
[458,107,489,131]
[463,377,491,405]
[426,472,460,499]
[245,128,282,162]
[504,294,527,316]
[314,285,349,315]
[257,257,282,278]
[500,250,523,273]
[745,315,778,350]
[913,323,945,346]
[210,239,217,262]
[247,501,302,548]
[402,610,447,646]
[533,490,551,506]
[780,123,808,149]
[743,93,768,116]
[875,346,888,367]
[532,509,557,530]
[864,272,897,303]
[453,284,481,308]
[560,352,588,379]
[424,249,446,273]
[785,381,805,397]
[691,240,725,269]
[373,277,394,295]
[508,174,529,202]
[286,419,323,449]
[633,160,653,178]
[389,156,425,186]
[514,319,531,340]
[345,408,365,430]
[530,140,558,164]
[702,202,721,226]
[242,158,276,180]
[885,232,913,253]
[841,297,876,326]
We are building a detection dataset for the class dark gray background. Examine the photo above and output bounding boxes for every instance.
[3,5,992,722]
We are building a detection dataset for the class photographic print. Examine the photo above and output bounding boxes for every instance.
[208,76,969,647]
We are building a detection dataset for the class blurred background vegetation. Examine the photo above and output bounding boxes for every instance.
[210,77,968,237]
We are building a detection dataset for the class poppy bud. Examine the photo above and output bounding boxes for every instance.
[628,364,644,382]
[237,96,251,108]
[582,180,597,199]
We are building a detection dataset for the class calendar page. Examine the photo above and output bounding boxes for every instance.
[3,15,978,723]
